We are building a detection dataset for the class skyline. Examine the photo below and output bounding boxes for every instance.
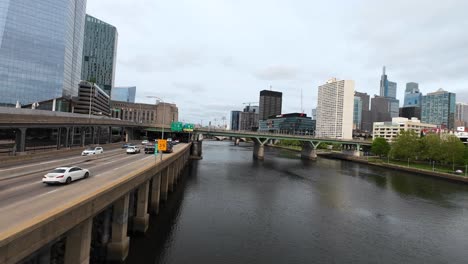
[87,0,468,123]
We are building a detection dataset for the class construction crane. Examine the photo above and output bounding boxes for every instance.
[242,102,258,107]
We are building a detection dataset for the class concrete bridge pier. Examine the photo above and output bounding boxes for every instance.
[253,138,268,160]
[64,218,93,264]
[168,165,175,193]
[342,144,361,157]
[133,181,150,233]
[301,141,318,160]
[234,138,240,146]
[160,168,169,201]
[63,127,70,149]
[124,128,133,143]
[80,127,86,147]
[150,173,161,215]
[190,140,202,159]
[14,127,27,154]
[107,194,130,262]
[107,126,112,144]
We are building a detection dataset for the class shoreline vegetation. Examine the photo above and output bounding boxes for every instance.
[269,142,468,184]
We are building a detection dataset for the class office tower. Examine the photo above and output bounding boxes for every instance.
[239,112,259,131]
[231,111,241,130]
[455,103,468,127]
[399,106,421,120]
[354,91,372,132]
[371,96,393,122]
[81,14,118,96]
[379,66,397,99]
[316,78,355,139]
[311,108,317,120]
[111,86,136,103]
[353,97,362,130]
[421,89,456,129]
[403,82,422,107]
[0,0,87,109]
[259,90,282,120]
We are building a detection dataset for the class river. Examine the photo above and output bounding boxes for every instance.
[126,141,468,264]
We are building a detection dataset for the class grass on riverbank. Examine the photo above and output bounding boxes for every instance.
[368,157,467,176]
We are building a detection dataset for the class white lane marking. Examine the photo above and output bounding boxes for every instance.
[0,149,121,172]
[106,155,154,173]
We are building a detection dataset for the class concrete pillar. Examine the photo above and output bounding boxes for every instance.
[133,181,150,233]
[80,128,86,147]
[168,165,175,192]
[301,142,317,160]
[107,194,130,262]
[64,218,93,264]
[253,141,265,160]
[107,126,112,144]
[91,127,96,145]
[150,173,161,215]
[70,127,75,147]
[15,128,27,154]
[190,141,202,158]
[64,127,70,148]
[160,168,169,201]
[56,128,62,150]
[124,128,133,143]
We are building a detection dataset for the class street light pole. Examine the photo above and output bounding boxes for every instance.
[147,96,165,161]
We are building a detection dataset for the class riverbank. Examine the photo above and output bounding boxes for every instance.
[270,144,468,184]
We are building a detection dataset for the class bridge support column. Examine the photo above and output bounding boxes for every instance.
[160,168,169,201]
[150,173,161,215]
[253,138,268,160]
[124,128,133,143]
[107,194,130,262]
[14,128,27,154]
[190,140,202,159]
[168,165,175,192]
[56,128,62,150]
[301,141,318,160]
[64,127,70,148]
[107,126,112,144]
[80,128,86,147]
[133,181,150,233]
[64,218,92,264]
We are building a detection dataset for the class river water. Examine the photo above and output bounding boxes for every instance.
[126,141,468,264]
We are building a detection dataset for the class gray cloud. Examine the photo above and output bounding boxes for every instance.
[254,65,300,81]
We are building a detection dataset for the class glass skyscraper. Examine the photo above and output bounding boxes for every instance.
[403,82,422,107]
[0,0,87,107]
[111,86,136,103]
[421,89,456,129]
[81,14,118,96]
[379,66,397,99]
[353,96,362,130]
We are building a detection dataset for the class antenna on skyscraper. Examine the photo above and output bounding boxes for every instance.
[270,85,272,90]
[301,88,304,114]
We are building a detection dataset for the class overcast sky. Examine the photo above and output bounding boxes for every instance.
[87,0,468,125]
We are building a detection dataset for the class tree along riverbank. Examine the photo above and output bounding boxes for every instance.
[268,144,468,184]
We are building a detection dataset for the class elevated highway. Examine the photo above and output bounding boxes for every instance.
[0,107,169,154]
[195,129,372,160]
[0,143,194,263]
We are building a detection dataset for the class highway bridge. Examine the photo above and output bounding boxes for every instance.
[0,143,195,264]
[195,129,372,160]
[0,107,169,154]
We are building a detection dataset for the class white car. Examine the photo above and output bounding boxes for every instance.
[141,140,149,145]
[81,147,103,156]
[42,167,90,185]
[126,146,141,154]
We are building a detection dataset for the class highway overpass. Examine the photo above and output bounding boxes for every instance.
[0,143,195,263]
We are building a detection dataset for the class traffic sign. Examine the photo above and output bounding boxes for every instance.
[158,139,167,151]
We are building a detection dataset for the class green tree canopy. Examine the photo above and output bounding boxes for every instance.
[371,137,390,157]
[419,134,443,162]
[441,135,465,166]
[391,130,420,161]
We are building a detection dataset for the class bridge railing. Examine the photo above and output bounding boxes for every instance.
[195,128,372,144]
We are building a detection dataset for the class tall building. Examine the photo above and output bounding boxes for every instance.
[311,108,317,120]
[353,96,362,130]
[81,14,118,96]
[354,91,372,132]
[259,90,282,120]
[0,0,87,109]
[403,82,422,107]
[421,89,456,129]
[239,105,259,131]
[111,86,136,103]
[230,111,241,130]
[379,66,397,99]
[316,78,354,139]
[258,113,315,135]
[455,103,468,127]
[399,106,421,120]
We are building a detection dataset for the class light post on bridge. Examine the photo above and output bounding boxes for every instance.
[147,96,165,161]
